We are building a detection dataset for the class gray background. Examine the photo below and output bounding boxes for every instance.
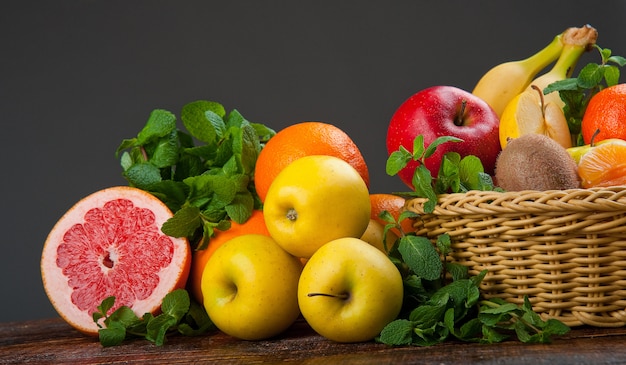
[2,1,625,322]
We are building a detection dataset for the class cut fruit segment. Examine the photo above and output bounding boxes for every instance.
[499,86,572,149]
[577,139,626,188]
[41,186,191,335]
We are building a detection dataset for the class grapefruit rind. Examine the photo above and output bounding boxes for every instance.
[40,186,190,335]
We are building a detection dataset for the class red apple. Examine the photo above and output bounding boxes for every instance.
[386,85,501,189]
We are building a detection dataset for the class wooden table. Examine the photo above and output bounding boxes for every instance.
[2,317,626,364]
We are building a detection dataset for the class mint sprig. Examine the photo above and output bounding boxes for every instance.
[92,289,215,347]
[544,45,626,146]
[385,135,499,213]
[379,136,569,346]
[116,101,275,250]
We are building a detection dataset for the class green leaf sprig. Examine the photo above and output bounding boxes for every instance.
[385,135,499,213]
[544,45,626,146]
[116,100,275,250]
[92,289,215,347]
[378,136,569,346]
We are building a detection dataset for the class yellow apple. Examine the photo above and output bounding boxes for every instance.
[201,234,303,340]
[297,237,404,343]
[360,218,398,254]
[263,155,371,259]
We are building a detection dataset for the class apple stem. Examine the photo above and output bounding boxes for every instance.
[455,100,467,126]
[307,292,350,300]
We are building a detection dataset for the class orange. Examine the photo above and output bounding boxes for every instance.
[188,210,270,304]
[369,193,414,236]
[581,84,626,144]
[577,139,626,188]
[254,122,370,202]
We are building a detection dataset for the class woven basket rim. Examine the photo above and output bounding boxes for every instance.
[405,185,626,216]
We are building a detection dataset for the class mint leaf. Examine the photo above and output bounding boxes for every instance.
[480,325,510,344]
[386,146,412,176]
[378,319,415,346]
[161,289,190,321]
[150,131,180,168]
[445,262,468,282]
[93,289,215,347]
[458,155,484,191]
[412,165,437,213]
[423,136,462,159]
[178,300,216,336]
[412,135,425,159]
[398,235,442,281]
[250,122,276,143]
[105,306,140,328]
[409,301,447,328]
[98,321,128,347]
[138,109,177,144]
[117,100,273,248]
[181,100,226,144]
[93,296,116,326]
[146,314,178,346]
[123,162,162,190]
[225,192,254,224]
[161,206,202,238]
[435,233,452,257]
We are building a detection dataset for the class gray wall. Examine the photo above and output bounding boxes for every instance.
[2,0,625,322]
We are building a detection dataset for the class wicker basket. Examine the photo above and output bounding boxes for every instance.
[405,186,626,327]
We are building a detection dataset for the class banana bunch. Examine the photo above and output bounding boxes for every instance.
[472,25,598,118]
[474,25,599,150]
[521,25,598,109]
[471,32,564,117]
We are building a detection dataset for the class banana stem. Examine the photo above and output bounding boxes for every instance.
[518,34,564,75]
[553,25,598,78]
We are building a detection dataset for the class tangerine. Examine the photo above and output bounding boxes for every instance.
[369,193,414,236]
[577,139,626,188]
[188,209,270,304]
[40,186,191,335]
[254,122,369,202]
[581,84,626,144]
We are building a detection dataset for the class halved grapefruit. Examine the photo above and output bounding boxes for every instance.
[41,186,191,335]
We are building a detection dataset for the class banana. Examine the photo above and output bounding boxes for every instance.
[524,25,598,109]
[472,32,564,118]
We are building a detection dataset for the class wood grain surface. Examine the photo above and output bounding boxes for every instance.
[2,317,626,364]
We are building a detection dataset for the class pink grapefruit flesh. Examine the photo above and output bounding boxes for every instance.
[41,186,191,335]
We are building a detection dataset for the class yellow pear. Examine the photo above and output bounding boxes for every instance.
[499,85,572,149]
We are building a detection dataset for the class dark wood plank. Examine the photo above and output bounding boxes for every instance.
[2,317,626,364]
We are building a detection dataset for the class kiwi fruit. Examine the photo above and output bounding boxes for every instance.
[495,133,581,191]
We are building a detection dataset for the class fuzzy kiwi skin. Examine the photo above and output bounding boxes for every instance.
[495,134,581,191]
